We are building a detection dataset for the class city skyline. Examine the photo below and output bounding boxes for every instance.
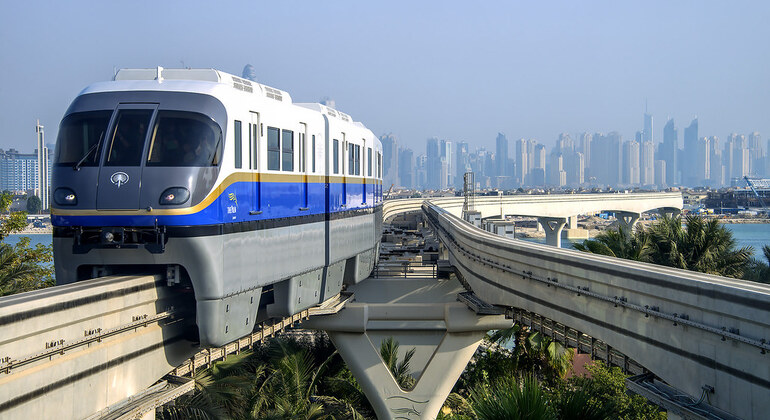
[380,107,768,191]
[1,1,769,153]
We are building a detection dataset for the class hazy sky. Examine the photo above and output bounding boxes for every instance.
[1,1,768,153]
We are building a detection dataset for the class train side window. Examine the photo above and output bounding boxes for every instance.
[267,127,280,170]
[147,111,223,167]
[348,144,354,175]
[299,132,305,172]
[312,135,316,173]
[333,139,339,174]
[251,123,258,170]
[282,129,294,172]
[248,123,253,170]
[234,120,242,169]
[368,147,372,177]
[355,145,361,175]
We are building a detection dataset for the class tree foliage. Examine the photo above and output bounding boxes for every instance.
[158,332,372,420]
[0,193,54,296]
[26,195,42,214]
[575,215,754,279]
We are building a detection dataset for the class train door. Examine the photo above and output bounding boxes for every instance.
[96,104,157,210]
[250,112,260,214]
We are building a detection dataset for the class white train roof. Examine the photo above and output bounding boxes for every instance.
[84,67,366,130]
[74,67,291,104]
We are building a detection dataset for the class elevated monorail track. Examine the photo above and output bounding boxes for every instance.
[0,274,353,419]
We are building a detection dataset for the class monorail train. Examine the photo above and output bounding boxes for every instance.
[51,68,383,346]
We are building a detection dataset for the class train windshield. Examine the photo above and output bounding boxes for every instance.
[104,109,153,166]
[54,110,112,166]
[146,111,222,167]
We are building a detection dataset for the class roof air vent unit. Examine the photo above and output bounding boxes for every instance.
[232,77,254,93]
[327,109,338,118]
[265,86,283,101]
[339,112,350,122]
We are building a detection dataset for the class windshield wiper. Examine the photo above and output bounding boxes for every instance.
[73,132,103,171]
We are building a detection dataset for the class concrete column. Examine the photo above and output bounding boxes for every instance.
[568,215,578,229]
[537,217,567,248]
[659,207,681,219]
[615,211,641,232]
[303,279,511,420]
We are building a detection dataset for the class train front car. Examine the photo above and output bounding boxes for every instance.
[52,68,383,347]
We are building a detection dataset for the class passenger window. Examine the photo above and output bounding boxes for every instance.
[299,132,305,172]
[368,147,372,177]
[251,123,258,170]
[105,109,153,166]
[234,120,242,169]
[348,144,355,175]
[267,127,280,170]
[282,129,294,171]
[312,135,316,173]
[146,111,223,167]
[355,145,361,176]
[333,139,339,174]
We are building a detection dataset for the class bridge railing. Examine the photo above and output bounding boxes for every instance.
[421,201,770,418]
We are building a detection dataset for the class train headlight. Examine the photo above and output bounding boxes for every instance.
[159,187,190,205]
[54,188,77,206]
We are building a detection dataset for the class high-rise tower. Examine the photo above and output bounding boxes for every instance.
[683,118,698,185]
[35,120,49,211]
[662,119,678,186]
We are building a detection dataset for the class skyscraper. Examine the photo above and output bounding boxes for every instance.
[643,107,653,143]
[495,133,509,177]
[605,132,622,186]
[35,120,49,211]
[398,147,414,188]
[748,132,764,177]
[425,137,440,189]
[580,132,592,181]
[709,136,723,187]
[683,118,698,185]
[692,136,709,185]
[640,140,655,186]
[662,119,678,186]
[380,133,399,187]
[515,138,528,186]
[0,149,38,192]
[623,140,640,185]
[455,141,470,189]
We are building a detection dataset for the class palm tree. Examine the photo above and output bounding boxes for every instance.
[575,215,753,279]
[554,388,615,420]
[744,245,770,284]
[0,244,40,296]
[572,226,652,262]
[379,337,416,390]
[469,374,555,420]
[646,215,752,278]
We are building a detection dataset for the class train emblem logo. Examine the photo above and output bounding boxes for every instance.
[227,193,237,214]
[110,172,129,188]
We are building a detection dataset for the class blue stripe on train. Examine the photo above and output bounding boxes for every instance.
[52,181,382,227]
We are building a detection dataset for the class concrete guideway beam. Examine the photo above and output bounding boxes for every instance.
[303,278,511,420]
[537,216,568,248]
[423,202,770,419]
[383,191,684,223]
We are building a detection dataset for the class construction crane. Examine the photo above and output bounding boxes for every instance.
[744,176,768,213]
